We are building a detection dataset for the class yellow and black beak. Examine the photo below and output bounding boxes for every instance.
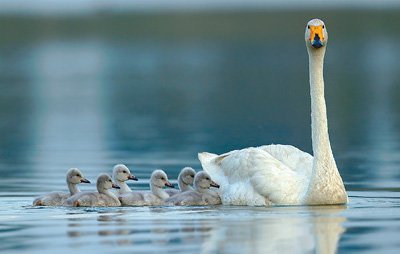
[309,25,324,49]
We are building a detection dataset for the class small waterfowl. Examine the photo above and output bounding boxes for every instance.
[112,164,138,194]
[165,167,196,197]
[163,171,221,206]
[33,168,90,206]
[119,169,174,206]
[62,173,120,207]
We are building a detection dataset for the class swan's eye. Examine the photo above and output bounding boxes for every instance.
[322,25,325,29]
[307,25,310,29]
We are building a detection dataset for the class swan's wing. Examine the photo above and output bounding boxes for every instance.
[164,191,203,206]
[33,191,70,206]
[199,147,310,206]
[258,144,313,176]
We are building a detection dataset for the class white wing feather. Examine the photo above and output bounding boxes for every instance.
[198,144,314,206]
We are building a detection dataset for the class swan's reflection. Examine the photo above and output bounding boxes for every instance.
[64,205,346,253]
[202,205,346,254]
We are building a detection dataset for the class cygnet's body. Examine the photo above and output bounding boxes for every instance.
[33,168,90,206]
[62,173,121,207]
[165,167,196,197]
[119,170,174,206]
[112,164,138,195]
[163,171,221,206]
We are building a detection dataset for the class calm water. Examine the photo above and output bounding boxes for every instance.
[1,9,400,254]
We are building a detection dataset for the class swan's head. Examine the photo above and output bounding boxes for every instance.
[179,167,196,185]
[97,173,120,191]
[66,168,90,184]
[151,169,174,188]
[305,19,328,49]
[113,164,138,182]
[194,171,220,189]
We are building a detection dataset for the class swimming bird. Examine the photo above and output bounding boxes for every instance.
[33,168,90,206]
[198,19,348,206]
[62,173,120,207]
[112,164,138,194]
[165,167,196,197]
[163,171,221,206]
[118,169,174,206]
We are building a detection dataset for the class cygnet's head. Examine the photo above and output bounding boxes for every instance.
[113,164,138,182]
[305,19,328,49]
[97,173,120,191]
[151,170,174,188]
[66,168,90,184]
[194,171,220,189]
[180,167,196,185]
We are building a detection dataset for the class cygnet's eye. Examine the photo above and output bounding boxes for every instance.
[191,175,195,178]
[123,171,127,173]
[161,177,165,181]
[76,174,80,177]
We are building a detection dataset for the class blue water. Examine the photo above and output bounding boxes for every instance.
[0,10,400,254]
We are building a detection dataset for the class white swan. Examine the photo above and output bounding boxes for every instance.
[165,167,196,197]
[33,168,90,206]
[62,173,121,207]
[118,169,175,206]
[112,164,138,194]
[198,19,348,206]
[163,171,221,206]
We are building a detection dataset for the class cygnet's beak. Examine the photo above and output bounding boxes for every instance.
[309,25,324,49]
[112,183,120,189]
[128,174,138,181]
[210,181,220,188]
[165,181,175,188]
[81,178,91,183]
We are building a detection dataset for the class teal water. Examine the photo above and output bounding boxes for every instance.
[0,10,400,253]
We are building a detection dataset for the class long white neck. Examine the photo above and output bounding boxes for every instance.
[178,177,194,192]
[151,184,169,200]
[114,178,132,194]
[67,182,80,196]
[304,47,348,204]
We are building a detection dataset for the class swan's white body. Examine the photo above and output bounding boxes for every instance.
[164,171,221,206]
[119,170,174,206]
[33,168,90,206]
[62,173,120,207]
[198,19,348,206]
[165,167,196,197]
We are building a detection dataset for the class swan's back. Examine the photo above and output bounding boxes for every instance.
[163,191,205,206]
[198,145,313,206]
[119,191,163,206]
[33,191,70,206]
[63,192,120,207]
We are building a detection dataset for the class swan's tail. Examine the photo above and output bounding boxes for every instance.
[198,152,218,172]
[198,152,225,184]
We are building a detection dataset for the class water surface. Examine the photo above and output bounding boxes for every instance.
[0,9,400,254]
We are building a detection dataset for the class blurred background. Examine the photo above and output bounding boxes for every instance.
[1,1,400,254]
[0,0,400,194]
